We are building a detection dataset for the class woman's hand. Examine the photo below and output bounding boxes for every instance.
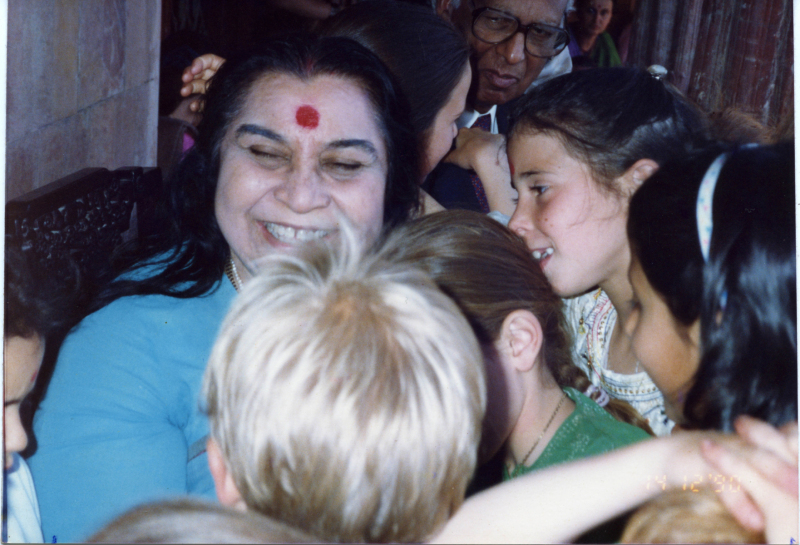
[180,53,227,113]
[701,417,798,544]
[443,128,517,216]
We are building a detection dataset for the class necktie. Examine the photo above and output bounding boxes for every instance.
[469,114,492,213]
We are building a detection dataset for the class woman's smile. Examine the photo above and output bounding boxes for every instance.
[260,221,333,246]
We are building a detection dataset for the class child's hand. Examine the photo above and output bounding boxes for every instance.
[701,417,798,544]
[443,127,506,172]
[736,415,798,469]
[443,129,516,215]
[180,54,227,112]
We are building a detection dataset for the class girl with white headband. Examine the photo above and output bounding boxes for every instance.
[506,67,711,436]
[624,141,796,543]
[626,141,796,432]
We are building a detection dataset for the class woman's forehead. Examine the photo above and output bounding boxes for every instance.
[231,72,384,143]
[242,73,369,119]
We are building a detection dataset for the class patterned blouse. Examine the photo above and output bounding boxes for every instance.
[564,289,674,436]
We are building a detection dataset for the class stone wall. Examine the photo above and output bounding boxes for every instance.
[6,1,161,201]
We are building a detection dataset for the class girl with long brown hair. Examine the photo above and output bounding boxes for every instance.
[380,210,652,480]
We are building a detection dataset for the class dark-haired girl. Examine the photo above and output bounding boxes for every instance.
[506,67,710,436]
[626,141,796,431]
[623,141,797,542]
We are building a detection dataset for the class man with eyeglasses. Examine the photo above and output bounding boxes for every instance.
[424,0,571,214]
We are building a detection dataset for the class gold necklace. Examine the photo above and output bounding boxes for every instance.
[225,257,242,292]
[515,392,567,470]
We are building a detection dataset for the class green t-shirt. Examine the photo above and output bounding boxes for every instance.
[591,32,622,68]
[504,387,650,480]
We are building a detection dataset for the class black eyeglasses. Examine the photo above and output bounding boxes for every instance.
[471,7,570,58]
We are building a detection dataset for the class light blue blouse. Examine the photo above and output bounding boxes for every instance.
[29,279,235,542]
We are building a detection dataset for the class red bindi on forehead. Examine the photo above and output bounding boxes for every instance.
[509,158,515,176]
[295,105,320,129]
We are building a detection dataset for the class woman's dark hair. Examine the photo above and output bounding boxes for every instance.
[380,210,653,434]
[5,244,77,340]
[95,34,418,311]
[509,67,710,195]
[628,142,796,431]
[318,0,469,155]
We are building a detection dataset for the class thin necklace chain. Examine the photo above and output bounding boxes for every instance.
[515,392,567,470]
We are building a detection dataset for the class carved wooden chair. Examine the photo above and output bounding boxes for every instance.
[6,167,164,290]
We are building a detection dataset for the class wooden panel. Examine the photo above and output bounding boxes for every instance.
[627,0,793,129]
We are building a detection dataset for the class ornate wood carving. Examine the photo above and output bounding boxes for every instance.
[6,167,163,286]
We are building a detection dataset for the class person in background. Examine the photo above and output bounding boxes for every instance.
[269,0,360,20]
[318,1,473,213]
[158,31,214,182]
[425,0,572,215]
[567,0,621,68]
[707,107,776,145]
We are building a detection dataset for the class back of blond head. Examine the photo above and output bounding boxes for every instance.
[203,229,486,543]
[621,488,764,543]
[87,498,317,544]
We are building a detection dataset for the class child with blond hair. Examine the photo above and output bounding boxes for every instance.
[202,233,486,543]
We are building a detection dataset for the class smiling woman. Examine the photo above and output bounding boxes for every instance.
[27,34,418,543]
[214,72,391,282]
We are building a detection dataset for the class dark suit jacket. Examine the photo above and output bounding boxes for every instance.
[422,99,516,212]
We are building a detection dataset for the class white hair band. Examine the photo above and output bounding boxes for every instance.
[695,152,730,262]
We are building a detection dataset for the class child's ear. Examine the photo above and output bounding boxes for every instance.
[207,438,246,511]
[500,309,544,373]
[622,158,659,194]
